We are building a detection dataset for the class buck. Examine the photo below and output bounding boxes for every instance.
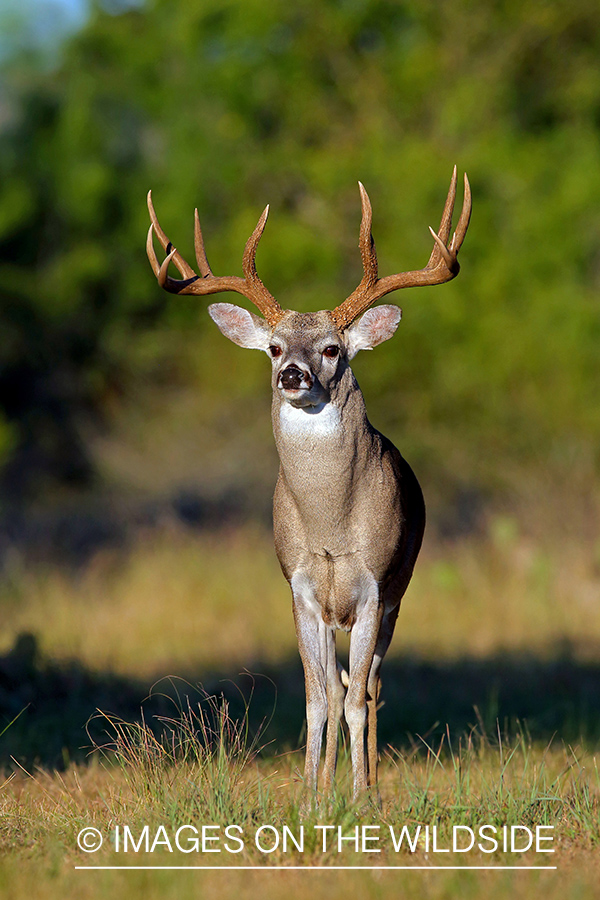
[146,169,471,798]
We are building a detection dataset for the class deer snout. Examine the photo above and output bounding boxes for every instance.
[279,365,313,391]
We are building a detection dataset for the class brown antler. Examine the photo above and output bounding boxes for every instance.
[146,191,285,328]
[331,167,471,329]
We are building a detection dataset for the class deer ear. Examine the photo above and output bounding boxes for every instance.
[345,305,402,359]
[208,303,271,350]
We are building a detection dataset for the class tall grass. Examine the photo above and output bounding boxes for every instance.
[385,727,599,846]
[2,679,600,898]
[2,709,599,866]
[90,681,268,825]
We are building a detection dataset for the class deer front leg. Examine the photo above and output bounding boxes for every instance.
[322,632,346,792]
[346,585,383,799]
[291,576,328,794]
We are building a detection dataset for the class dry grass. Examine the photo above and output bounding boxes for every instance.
[0,515,598,677]
[1,715,600,898]
[401,515,600,662]
[0,526,291,677]
[1,513,600,898]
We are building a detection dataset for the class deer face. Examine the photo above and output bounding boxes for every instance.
[208,303,403,409]
[266,310,343,409]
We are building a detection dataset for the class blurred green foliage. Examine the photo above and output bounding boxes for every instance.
[0,0,598,505]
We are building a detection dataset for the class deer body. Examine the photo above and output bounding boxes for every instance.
[146,169,471,798]
[203,302,426,797]
[270,315,425,795]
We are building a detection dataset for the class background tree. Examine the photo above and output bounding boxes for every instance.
[0,0,598,526]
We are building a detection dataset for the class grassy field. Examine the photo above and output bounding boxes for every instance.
[1,515,600,898]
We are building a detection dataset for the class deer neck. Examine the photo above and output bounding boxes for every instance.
[272,366,376,503]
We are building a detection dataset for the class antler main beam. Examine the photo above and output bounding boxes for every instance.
[146,191,284,328]
[331,167,472,329]
[147,171,470,332]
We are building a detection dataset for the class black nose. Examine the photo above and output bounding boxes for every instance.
[280,366,307,390]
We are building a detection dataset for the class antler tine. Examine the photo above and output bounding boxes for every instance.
[157,245,178,289]
[450,172,472,254]
[340,182,379,306]
[428,168,472,265]
[240,204,286,326]
[194,208,213,278]
[357,182,378,289]
[147,191,197,283]
[331,169,471,330]
[146,222,161,278]
[241,205,269,285]
[434,164,457,247]
[146,192,284,327]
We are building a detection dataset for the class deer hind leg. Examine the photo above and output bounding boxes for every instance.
[366,672,381,788]
[366,603,400,787]
[345,584,384,799]
[322,630,346,792]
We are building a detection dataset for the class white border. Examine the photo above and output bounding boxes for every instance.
[76,865,557,871]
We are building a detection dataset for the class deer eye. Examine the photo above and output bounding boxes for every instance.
[269,345,283,358]
[322,345,340,359]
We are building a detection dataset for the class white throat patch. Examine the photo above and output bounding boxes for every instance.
[279,401,341,437]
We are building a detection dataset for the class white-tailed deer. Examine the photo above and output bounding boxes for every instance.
[146,169,471,798]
